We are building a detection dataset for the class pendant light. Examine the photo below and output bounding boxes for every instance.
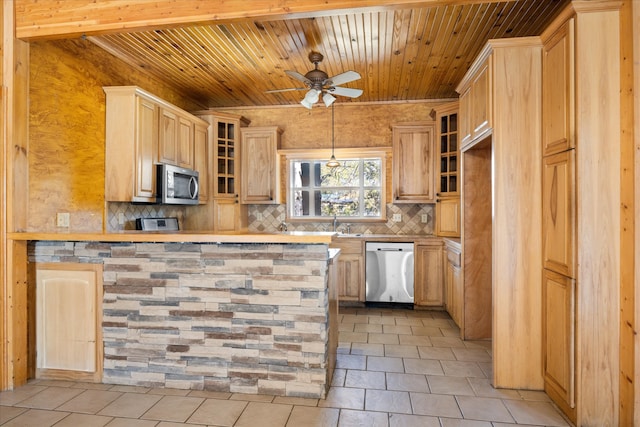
[326,103,340,168]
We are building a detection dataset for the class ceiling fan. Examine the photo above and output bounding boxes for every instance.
[266,51,363,108]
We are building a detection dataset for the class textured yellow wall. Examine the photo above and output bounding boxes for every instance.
[28,38,203,232]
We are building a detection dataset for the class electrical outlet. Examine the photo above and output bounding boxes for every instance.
[56,212,70,227]
[392,213,402,222]
[256,212,263,221]
[118,213,125,225]
[421,214,429,223]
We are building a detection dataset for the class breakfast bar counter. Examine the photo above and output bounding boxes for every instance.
[16,231,339,398]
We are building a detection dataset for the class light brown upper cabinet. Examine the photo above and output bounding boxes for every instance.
[241,126,283,204]
[104,86,158,203]
[104,86,207,203]
[160,110,195,169]
[391,123,436,204]
[459,60,492,149]
[192,121,208,203]
[435,102,460,237]
[158,108,178,165]
[542,17,575,156]
[177,115,195,169]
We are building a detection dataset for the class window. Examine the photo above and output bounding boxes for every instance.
[289,156,384,219]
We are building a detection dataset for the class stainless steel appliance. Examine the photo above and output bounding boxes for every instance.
[157,163,199,205]
[365,242,414,304]
[136,217,179,231]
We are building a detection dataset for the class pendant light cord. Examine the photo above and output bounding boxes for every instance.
[332,103,334,152]
[327,102,339,167]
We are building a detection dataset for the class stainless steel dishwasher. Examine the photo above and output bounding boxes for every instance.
[365,242,414,305]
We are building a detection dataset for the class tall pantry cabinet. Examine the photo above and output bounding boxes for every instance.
[434,102,460,237]
[540,3,623,425]
[187,111,250,232]
[541,14,577,422]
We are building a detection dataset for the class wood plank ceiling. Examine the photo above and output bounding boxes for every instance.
[88,0,570,109]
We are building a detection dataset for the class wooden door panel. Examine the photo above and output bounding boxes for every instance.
[542,269,575,409]
[337,255,364,302]
[542,150,575,278]
[542,18,574,155]
[36,264,102,380]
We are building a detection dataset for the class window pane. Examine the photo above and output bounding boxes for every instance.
[291,190,310,216]
[321,190,359,216]
[321,161,360,187]
[363,159,381,186]
[289,156,383,219]
[364,189,381,216]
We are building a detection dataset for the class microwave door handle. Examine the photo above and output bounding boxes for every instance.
[189,176,198,199]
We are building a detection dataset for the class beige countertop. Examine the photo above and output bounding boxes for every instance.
[334,233,440,243]
[8,230,337,244]
[9,231,446,245]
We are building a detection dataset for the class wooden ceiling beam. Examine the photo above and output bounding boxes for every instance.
[14,0,515,40]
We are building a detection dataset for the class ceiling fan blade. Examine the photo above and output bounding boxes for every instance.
[285,70,312,85]
[325,70,361,86]
[265,87,307,93]
[329,86,363,98]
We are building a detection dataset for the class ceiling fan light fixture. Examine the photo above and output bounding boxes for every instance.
[322,92,336,107]
[301,89,320,109]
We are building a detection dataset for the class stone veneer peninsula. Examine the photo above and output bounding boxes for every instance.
[21,231,339,399]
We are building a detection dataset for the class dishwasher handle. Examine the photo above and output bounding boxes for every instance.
[376,248,405,251]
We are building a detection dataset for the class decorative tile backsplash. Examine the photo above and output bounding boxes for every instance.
[248,204,435,235]
[107,202,435,235]
[107,202,186,231]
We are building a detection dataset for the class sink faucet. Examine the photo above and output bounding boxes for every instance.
[278,221,288,232]
[332,214,338,232]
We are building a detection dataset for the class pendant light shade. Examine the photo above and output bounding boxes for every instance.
[327,103,340,168]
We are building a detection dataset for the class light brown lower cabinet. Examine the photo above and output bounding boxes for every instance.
[414,241,444,307]
[330,239,364,302]
[35,263,103,382]
[542,268,576,419]
[444,244,463,327]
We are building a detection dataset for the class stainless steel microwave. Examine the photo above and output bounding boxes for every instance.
[157,163,199,205]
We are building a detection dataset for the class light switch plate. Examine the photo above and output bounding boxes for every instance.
[392,213,402,222]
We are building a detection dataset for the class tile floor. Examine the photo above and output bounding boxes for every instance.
[0,307,571,427]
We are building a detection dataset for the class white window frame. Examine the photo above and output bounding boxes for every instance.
[281,148,389,222]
